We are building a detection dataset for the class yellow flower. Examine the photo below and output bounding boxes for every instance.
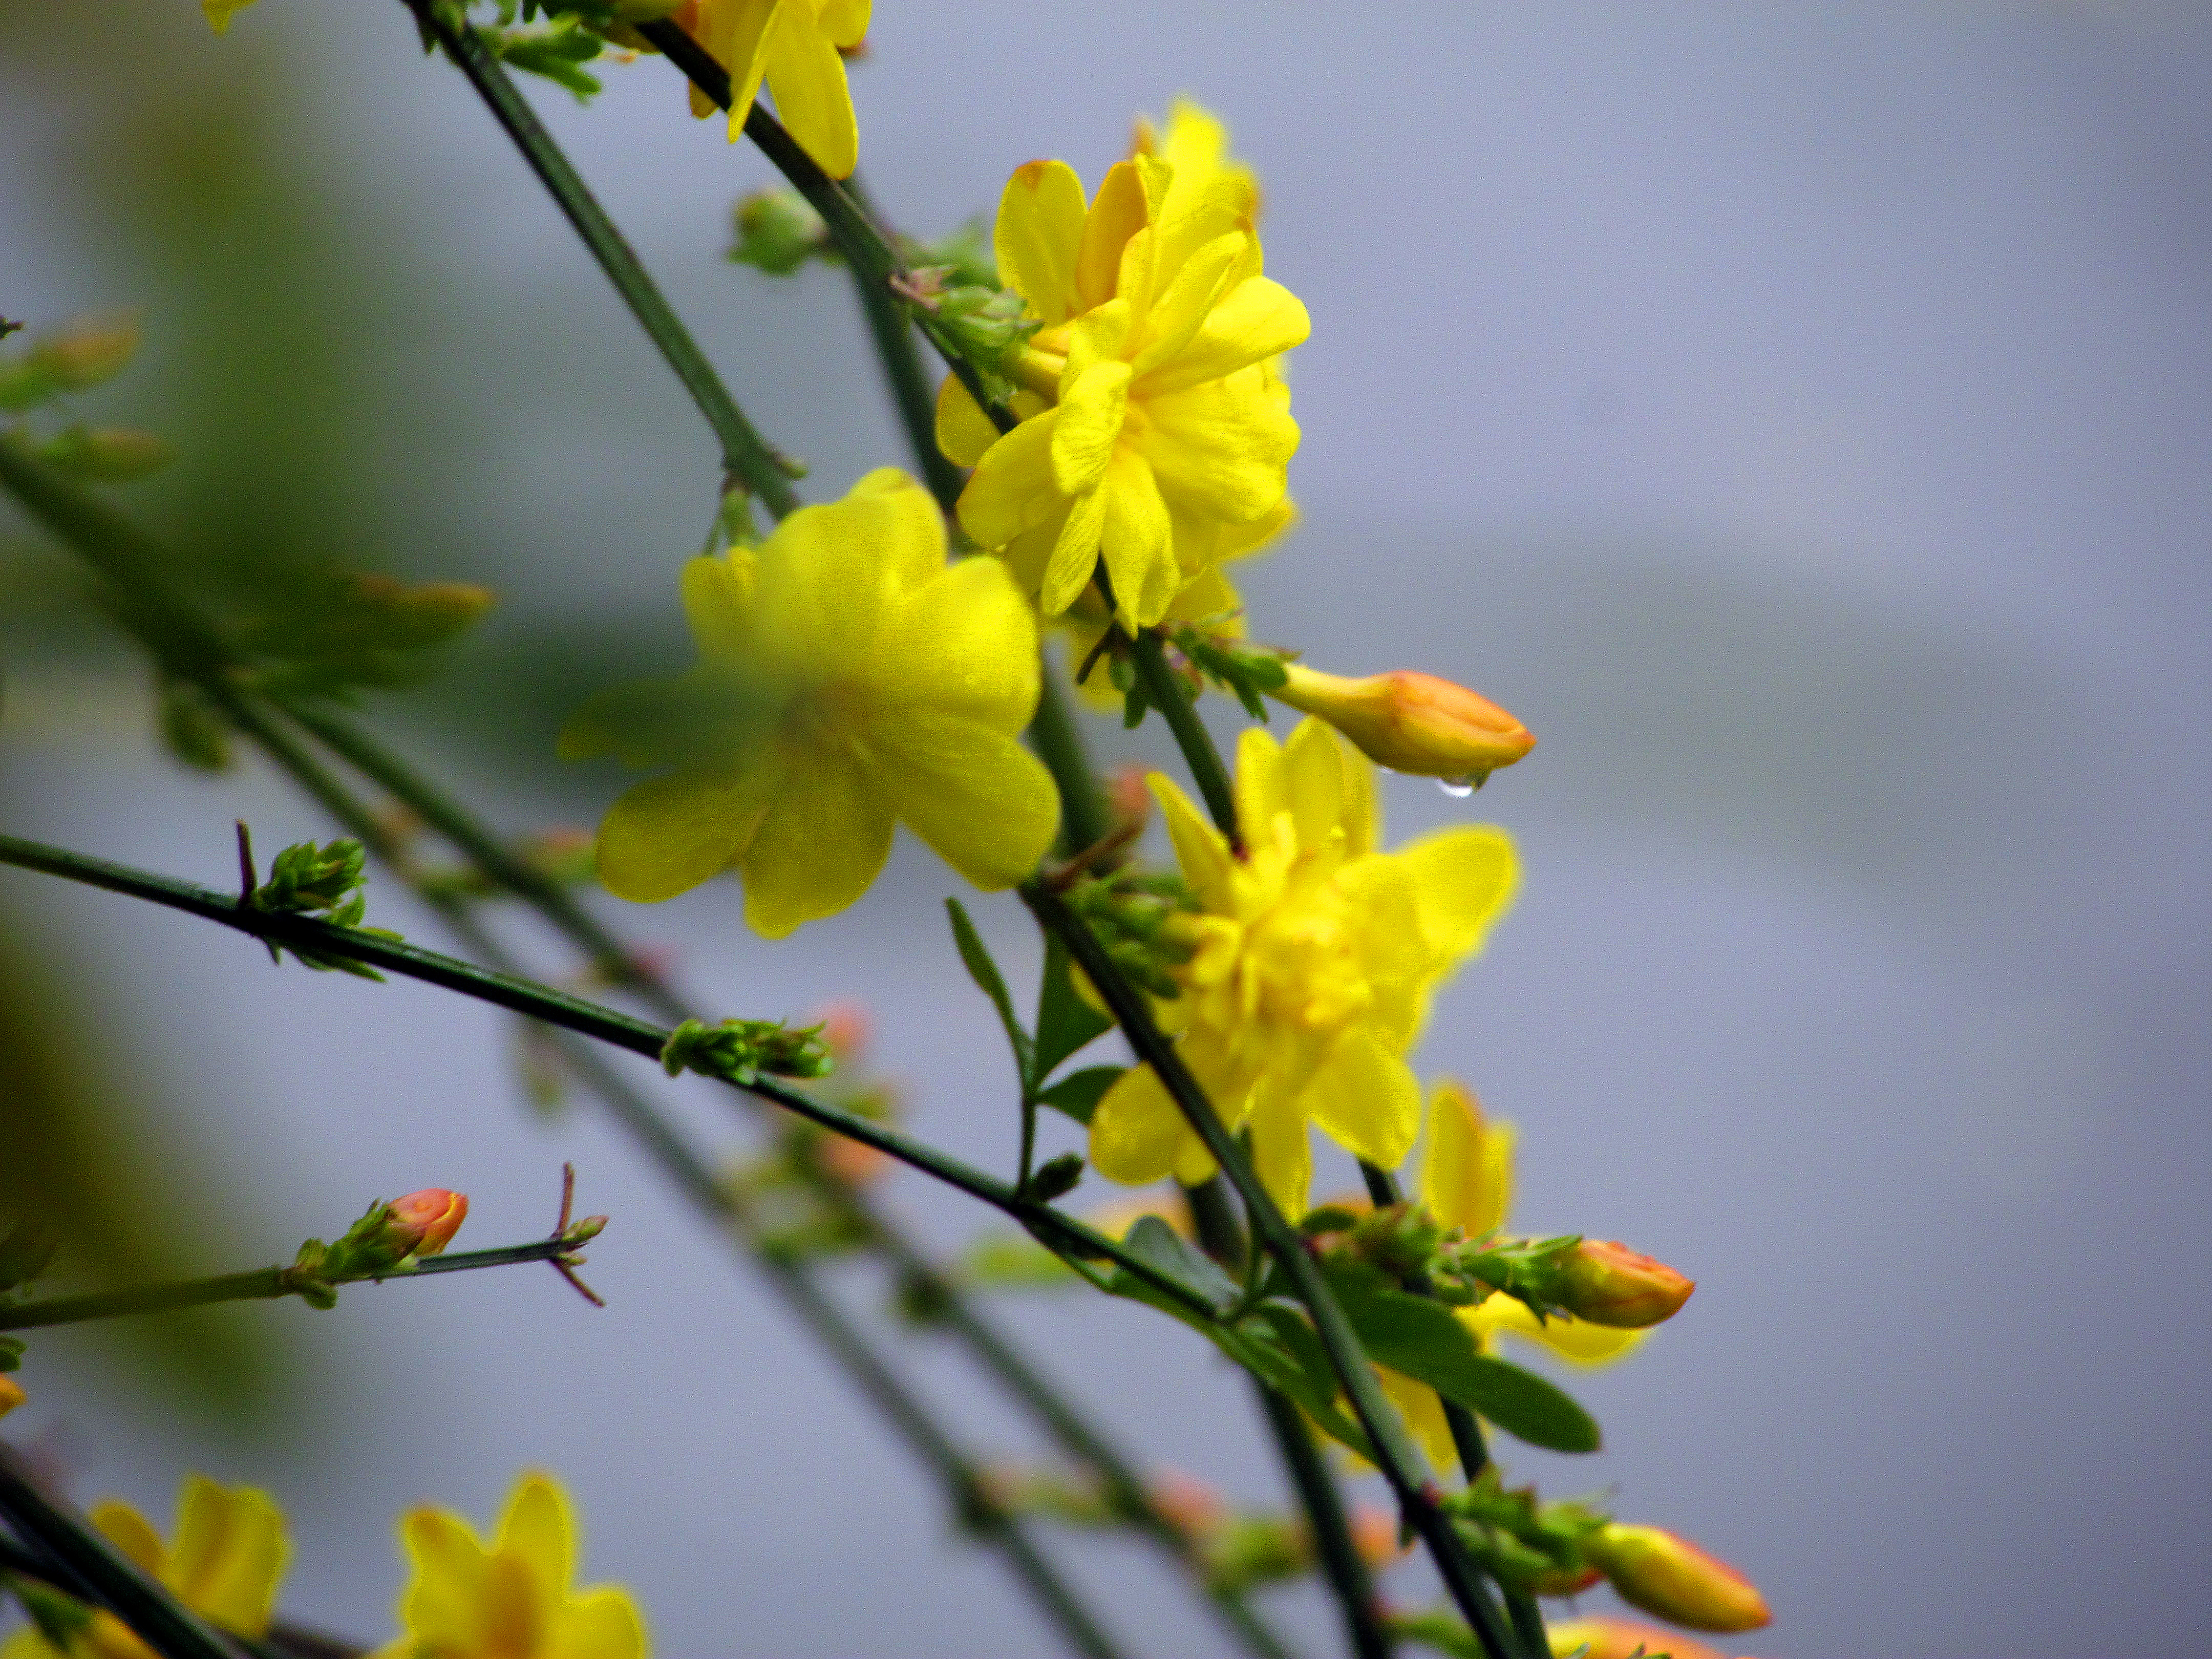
[1379,1081,1648,1472]
[1,1478,289,1659]
[1087,718,1516,1216]
[562,469,1060,937]
[679,0,868,179]
[373,1473,644,1659]
[937,116,1308,629]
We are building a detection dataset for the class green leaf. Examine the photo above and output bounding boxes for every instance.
[1386,1611,1484,1659]
[1032,1065,1122,1126]
[1323,1259,1601,1454]
[1032,930,1112,1082]
[1117,1215,1237,1311]
[945,898,1033,1087]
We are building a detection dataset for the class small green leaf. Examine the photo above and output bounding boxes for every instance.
[1026,1152,1084,1202]
[1032,931,1112,1082]
[1324,1260,1601,1454]
[945,898,1033,1086]
[1117,1215,1238,1311]
[1386,1611,1484,1659]
[1033,1065,1122,1126]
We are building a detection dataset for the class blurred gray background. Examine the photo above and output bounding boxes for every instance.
[2,3,2207,1656]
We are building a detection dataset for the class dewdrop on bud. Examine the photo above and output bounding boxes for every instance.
[384,1189,469,1259]
[1584,1524,1771,1633]
[1556,1239,1694,1328]
[1271,664,1535,786]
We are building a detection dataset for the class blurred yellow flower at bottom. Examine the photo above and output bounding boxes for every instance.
[0,1477,288,1659]
[374,1473,644,1659]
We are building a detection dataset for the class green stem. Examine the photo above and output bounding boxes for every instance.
[633,18,1016,435]
[1021,880,1517,1659]
[0,834,1213,1324]
[402,0,801,517]
[1187,1180,1393,1659]
[0,1458,237,1659]
[0,1236,586,1331]
[1129,629,1240,848]
[841,174,970,513]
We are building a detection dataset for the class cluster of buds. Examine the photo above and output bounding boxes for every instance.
[242,835,402,980]
[1061,868,1197,999]
[0,313,139,411]
[660,1015,835,1086]
[1443,1469,1608,1596]
[1270,662,1535,788]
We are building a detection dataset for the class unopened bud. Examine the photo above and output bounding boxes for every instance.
[1585,1524,1771,1633]
[35,426,175,481]
[32,315,140,391]
[1272,663,1534,785]
[1147,1471,1228,1543]
[1545,1618,1730,1659]
[1556,1240,1694,1328]
[813,999,871,1062]
[1348,1505,1406,1571]
[384,1188,469,1259]
[730,190,831,276]
[0,1376,25,1419]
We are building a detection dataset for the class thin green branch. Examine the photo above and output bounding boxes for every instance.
[401,0,801,517]
[841,173,970,514]
[1021,880,1519,1659]
[1129,629,1240,847]
[0,1236,590,1332]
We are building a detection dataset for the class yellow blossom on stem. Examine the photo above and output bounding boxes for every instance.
[676,0,868,178]
[372,1473,645,1659]
[1087,718,1517,1216]
[1,1478,290,1659]
[938,110,1308,629]
[562,470,1060,938]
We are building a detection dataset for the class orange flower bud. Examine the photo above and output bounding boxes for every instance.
[812,1000,872,1063]
[1272,664,1535,785]
[1348,1505,1406,1570]
[0,1377,25,1420]
[1545,1617,1732,1659]
[1556,1239,1694,1328]
[819,1133,891,1189]
[1585,1524,1771,1633]
[1147,1470,1228,1543]
[384,1189,469,1259]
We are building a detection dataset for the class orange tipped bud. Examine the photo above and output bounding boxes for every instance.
[1585,1525,1771,1633]
[1545,1618,1732,1659]
[1147,1471,1229,1543]
[1556,1240,1694,1328]
[813,1000,871,1062]
[0,1377,24,1420]
[384,1189,469,1259]
[819,1133,892,1189]
[1272,664,1535,784]
[1348,1505,1406,1570]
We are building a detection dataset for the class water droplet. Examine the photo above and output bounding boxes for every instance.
[1437,776,1477,798]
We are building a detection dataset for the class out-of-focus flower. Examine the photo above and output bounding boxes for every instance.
[1088,719,1517,1216]
[0,1377,23,1419]
[1347,1505,1406,1571]
[812,1000,871,1063]
[1146,1471,1229,1544]
[562,470,1059,937]
[1583,1525,1772,1634]
[383,1189,470,1260]
[1270,664,1535,787]
[372,1472,646,1659]
[1,1478,290,1659]
[1553,1239,1695,1329]
[1546,1618,1735,1659]
[678,0,868,178]
[940,104,1307,629]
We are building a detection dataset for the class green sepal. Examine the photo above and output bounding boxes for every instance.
[485,13,607,99]
[945,898,1034,1088]
[245,839,401,977]
[1117,1216,1237,1311]
[1032,1065,1121,1127]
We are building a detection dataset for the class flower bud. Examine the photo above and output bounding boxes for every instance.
[384,1189,469,1259]
[1545,1618,1730,1659]
[1147,1471,1228,1544]
[1271,664,1534,785]
[1584,1525,1771,1633]
[0,1376,25,1420]
[1555,1240,1694,1328]
[35,426,175,481]
[1348,1505,1406,1571]
[32,314,141,391]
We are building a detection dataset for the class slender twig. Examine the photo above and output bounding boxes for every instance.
[1187,1179,1394,1659]
[1022,879,1519,1659]
[399,0,800,517]
[1128,630,1240,847]
[841,173,970,513]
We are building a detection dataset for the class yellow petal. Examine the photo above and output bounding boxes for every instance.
[1130,231,1245,376]
[737,749,894,937]
[1,1630,56,1659]
[1075,160,1154,312]
[678,548,757,664]
[702,0,777,139]
[752,471,934,674]
[815,0,868,48]
[993,160,1088,328]
[1097,448,1177,627]
[90,1501,164,1579]
[202,0,258,34]
[840,466,948,593]
[1246,1071,1313,1219]
[934,374,998,469]
[1377,1367,1459,1475]
[1147,773,1233,913]
[1337,722,1379,856]
[761,1,857,179]
[1420,1079,1513,1238]
[1305,1028,1422,1171]
[1398,825,1519,963]
[397,1508,496,1656]
[548,1587,647,1659]
[870,713,1059,889]
[884,555,1040,729]
[1469,1296,1647,1368]
[1231,725,1286,849]
[1135,372,1299,524]
[958,407,1063,549]
[595,763,777,903]
[1050,361,1132,497]
[1279,716,1347,854]
[1038,479,1108,616]
[1110,156,1179,321]
[1089,1063,1186,1185]
[1139,276,1311,396]
[496,1474,575,1606]
[167,1481,287,1636]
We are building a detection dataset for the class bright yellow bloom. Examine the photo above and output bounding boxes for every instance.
[373,1473,644,1659]
[1,1478,289,1659]
[938,112,1308,630]
[1088,719,1516,1216]
[1380,1081,1647,1471]
[680,0,868,179]
[562,470,1059,937]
